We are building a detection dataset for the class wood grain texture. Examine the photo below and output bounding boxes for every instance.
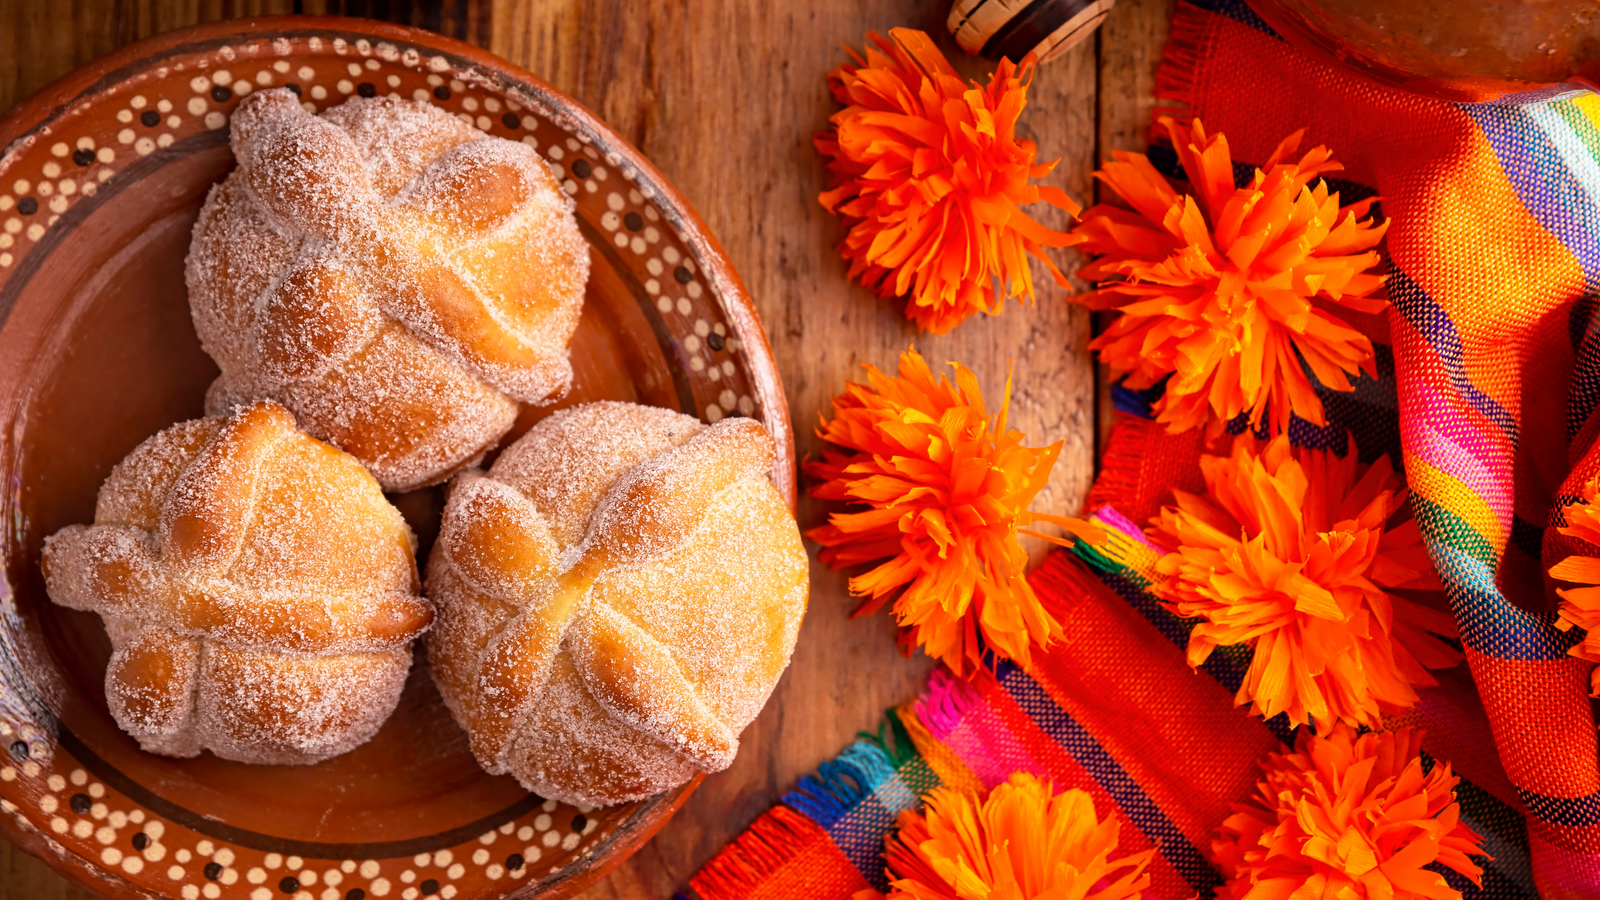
[0,1,1173,897]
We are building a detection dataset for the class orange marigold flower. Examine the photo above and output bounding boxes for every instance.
[1212,725,1486,900]
[1149,434,1459,730]
[815,28,1084,335]
[804,347,1101,673]
[1072,116,1389,436]
[1548,476,1600,693]
[872,773,1153,900]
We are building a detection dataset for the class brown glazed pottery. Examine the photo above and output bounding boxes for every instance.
[0,16,794,900]
[1244,0,1600,102]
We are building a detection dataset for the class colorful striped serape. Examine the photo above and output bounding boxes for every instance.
[688,0,1600,895]
[685,546,1535,900]
[1152,1,1600,893]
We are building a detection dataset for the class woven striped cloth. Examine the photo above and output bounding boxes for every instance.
[1149,0,1600,894]
[683,0,1600,895]
[683,543,1535,900]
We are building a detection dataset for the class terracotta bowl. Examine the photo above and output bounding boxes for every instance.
[0,16,793,900]
[1243,0,1600,101]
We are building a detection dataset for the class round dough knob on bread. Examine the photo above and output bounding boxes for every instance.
[187,88,589,492]
[42,401,431,765]
[426,402,808,805]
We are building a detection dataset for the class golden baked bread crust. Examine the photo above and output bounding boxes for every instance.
[42,402,431,765]
[426,402,808,805]
[187,88,589,491]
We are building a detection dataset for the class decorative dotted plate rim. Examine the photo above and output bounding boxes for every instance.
[0,15,794,900]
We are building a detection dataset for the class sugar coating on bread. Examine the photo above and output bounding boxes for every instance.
[187,88,589,491]
[426,402,807,805]
[42,402,432,765]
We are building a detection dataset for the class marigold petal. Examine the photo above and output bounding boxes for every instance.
[818,31,1085,333]
[1071,117,1387,435]
[883,775,1152,900]
[1213,727,1485,900]
[1151,434,1456,729]
[805,348,1080,672]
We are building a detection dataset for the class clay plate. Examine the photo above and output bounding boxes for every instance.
[0,16,794,900]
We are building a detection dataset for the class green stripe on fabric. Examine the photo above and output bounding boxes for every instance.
[1412,494,1500,568]
[893,755,941,801]
[1554,100,1600,162]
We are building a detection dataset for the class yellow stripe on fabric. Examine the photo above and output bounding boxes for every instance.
[1405,455,1506,556]
[1086,517,1165,582]
[1575,92,1600,141]
[894,701,984,798]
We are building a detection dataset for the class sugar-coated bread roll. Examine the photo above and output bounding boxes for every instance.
[42,402,431,765]
[426,402,807,805]
[187,88,589,491]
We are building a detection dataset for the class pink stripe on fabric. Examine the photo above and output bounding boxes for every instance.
[1409,419,1515,530]
[1410,421,1501,501]
[935,719,1021,790]
[1395,326,1512,471]
[1406,375,1514,472]
[1531,830,1600,898]
[934,695,1052,790]
[1392,315,1517,516]
[1092,504,1163,551]
[918,668,1049,790]
[915,667,984,741]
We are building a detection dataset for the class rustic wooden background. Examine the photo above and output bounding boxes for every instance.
[0,0,1173,896]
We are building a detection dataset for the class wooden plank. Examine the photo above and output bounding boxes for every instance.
[487,3,1099,897]
[0,839,88,900]
[0,0,303,117]
[1091,0,1177,471]
[0,0,1175,896]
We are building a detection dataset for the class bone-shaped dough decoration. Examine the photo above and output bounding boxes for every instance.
[187,88,590,491]
[426,402,808,806]
[43,402,432,765]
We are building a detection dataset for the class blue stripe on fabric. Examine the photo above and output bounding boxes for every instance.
[1463,101,1600,293]
[1432,862,1538,900]
[1463,815,1539,899]
[1518,787,1600,827]
[824,790,896,890]
[992,659,1227,897]
[1387,266,1520,447]
[781,740,895,828]
[1431,543,1579,659]
[1111,382,1157,417]
[827,770,922,890]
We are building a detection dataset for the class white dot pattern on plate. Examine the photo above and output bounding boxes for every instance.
[0,27,765,900]
[0,30,760,431]
[0,736,607,899]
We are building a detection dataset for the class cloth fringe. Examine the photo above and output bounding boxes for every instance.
[856,707,919,768]
[896,699,985,798]
[688,805,831,900]
[1091,504,1159,550]
[1085,413,1154,517]
[782,740,897,827]
[1151,0,1209,131]
[913,666,984,742]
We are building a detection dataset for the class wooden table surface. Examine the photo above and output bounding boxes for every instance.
[0,0,1171,896]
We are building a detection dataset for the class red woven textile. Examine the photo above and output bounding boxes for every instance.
[1149,1,1600,892]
